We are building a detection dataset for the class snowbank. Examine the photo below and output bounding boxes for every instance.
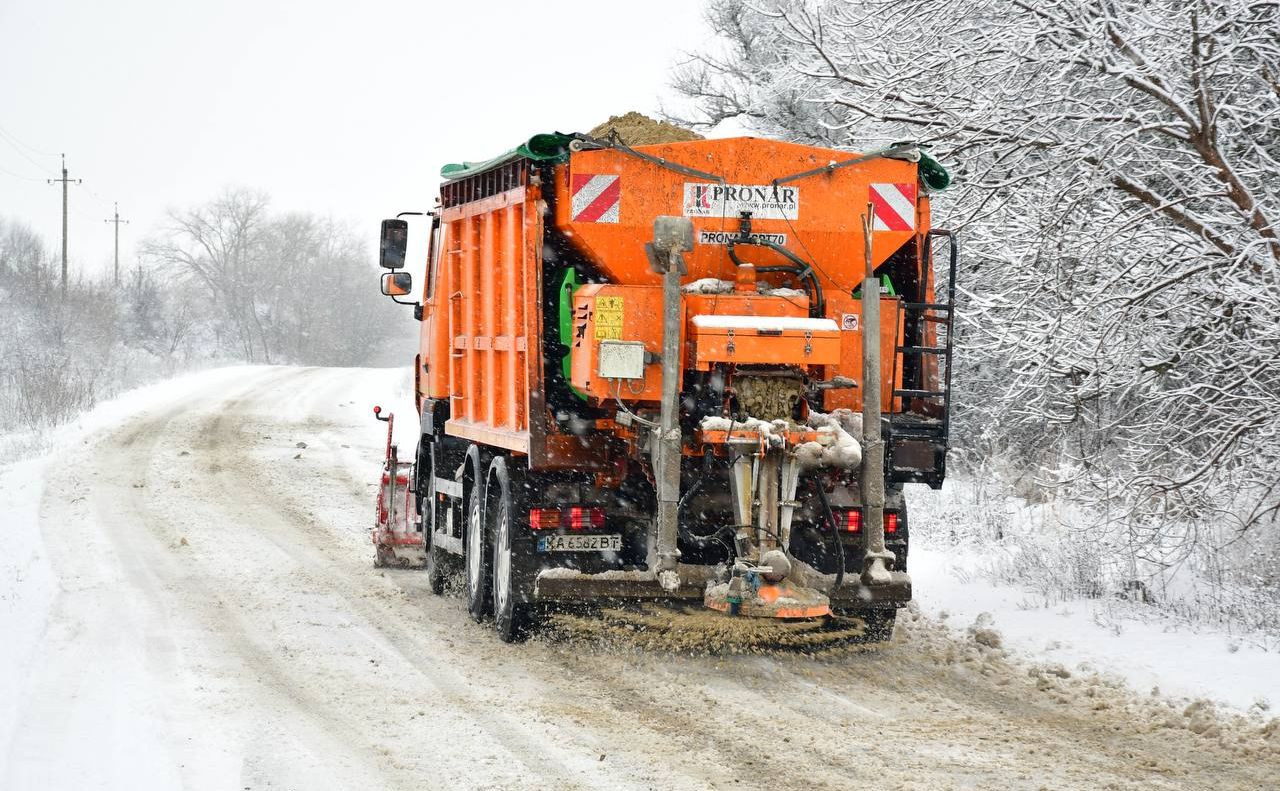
[911,542,1280,712]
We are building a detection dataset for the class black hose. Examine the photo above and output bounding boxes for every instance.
[727,239,826,317]
[811,478,845,596]
[676,468,705,513]
[757,265,824,318]
[677,453,735,550]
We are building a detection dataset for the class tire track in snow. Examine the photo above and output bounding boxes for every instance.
[190,368,649,789]
[22,368,412,790]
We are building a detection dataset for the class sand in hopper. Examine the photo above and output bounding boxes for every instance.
[588,112,704,146]
[547,603,875,656]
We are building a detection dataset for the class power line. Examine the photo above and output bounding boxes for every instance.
[47,154,82,300]
[0,123,60,158]
[0,128,57,175]
[0,161,45,182]
[83,184,114,209]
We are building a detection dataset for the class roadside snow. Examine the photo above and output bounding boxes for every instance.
[0,458,55,760]
[911,543,1280,712]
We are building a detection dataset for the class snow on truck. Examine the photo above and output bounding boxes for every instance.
[370,127,955,643]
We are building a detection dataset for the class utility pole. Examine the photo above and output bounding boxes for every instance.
[104,202,129,286]
[47,153,81,300]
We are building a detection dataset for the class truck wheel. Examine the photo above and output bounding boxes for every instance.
[423,445,448,595]
[425,527,446,594]
[489,457,535,642]
[464,465,491,622]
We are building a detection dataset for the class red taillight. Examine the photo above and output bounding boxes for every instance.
[566,506,606,530]
[835,510,898,534]
[529,506,605,530]
[529,507,561,530]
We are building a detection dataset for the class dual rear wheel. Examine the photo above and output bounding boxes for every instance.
[463,454,536,642]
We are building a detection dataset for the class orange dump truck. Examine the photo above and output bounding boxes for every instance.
[376,131,955,641]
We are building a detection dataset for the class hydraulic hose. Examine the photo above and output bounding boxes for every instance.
[727,239,825,317]
[677,454,735,551]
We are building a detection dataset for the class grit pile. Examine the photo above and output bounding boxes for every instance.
[588,111,704,146]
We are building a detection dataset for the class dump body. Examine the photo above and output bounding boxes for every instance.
[421,171,539,451]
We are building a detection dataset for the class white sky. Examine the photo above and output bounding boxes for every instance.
[0,0,714,279]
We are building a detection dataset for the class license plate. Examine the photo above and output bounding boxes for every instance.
[537,534,623,553]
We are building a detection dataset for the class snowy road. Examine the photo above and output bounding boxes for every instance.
[4,366,1278,790]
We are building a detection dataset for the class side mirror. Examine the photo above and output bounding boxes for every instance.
[381,271,413,297]
[379,219,409,269]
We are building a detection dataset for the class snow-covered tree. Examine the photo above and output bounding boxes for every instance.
[144,189,406,368]
[675,0,1280,570]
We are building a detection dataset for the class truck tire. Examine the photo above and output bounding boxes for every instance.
[425,522,447,594]
[489,456,536,642]
[423,444,448,595]
[464,458,491,622]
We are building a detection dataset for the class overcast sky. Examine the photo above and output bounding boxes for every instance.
[0,0,714,279]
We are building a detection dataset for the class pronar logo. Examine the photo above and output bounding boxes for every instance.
[697,230,787,246]
[683,183,799,220]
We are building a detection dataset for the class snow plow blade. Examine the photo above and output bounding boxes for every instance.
[828,572,913,609]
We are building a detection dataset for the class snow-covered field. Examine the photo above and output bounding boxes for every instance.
[2,366,1278,790]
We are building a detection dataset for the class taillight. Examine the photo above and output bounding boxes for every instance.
[566,506,606,530]
[835,510,899,535]
[530,506,606,530]
[530,507,560,530]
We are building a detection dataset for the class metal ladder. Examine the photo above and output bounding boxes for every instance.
[887,229,957,489]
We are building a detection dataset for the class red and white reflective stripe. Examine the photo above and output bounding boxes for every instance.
[869,182,916,232]
[571,174,621,223]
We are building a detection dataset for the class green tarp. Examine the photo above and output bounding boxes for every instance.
[441,132,952,190]
[440,133,575,182]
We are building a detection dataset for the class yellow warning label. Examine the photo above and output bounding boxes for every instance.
[594,295,624,340]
